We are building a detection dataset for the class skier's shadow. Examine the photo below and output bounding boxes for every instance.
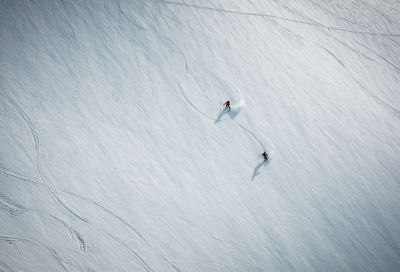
[251,160,269,181]
[215,109,240,124]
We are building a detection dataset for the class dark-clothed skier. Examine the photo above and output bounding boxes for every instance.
[262,151,268,162]
[223,101,231,112]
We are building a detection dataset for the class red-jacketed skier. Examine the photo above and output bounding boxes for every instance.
[223,101,231,112]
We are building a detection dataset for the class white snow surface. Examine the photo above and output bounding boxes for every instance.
[1,0,400,271]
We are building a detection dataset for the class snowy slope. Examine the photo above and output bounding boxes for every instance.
[1,0,400,271]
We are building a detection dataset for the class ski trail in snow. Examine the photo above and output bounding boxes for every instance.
[163,1,320,26]
[0,195,26,217]
[164,1,400,37]
[115,1,146,31]
[60,191,145,241]
[355,41,400,73]
[315,44,345,68]
[105,231,154,272]
[351,76,400,118]
[161,256,184,272]
[178,83,214,121]
[59,192,179,270]
[61,194,182,272]
[0,235,70,272]
[256,6,400,121]
[152,28,189,72]
[49,215,86,253]
[305,0,359,25]
[0,94,87,222]
[0,163,40,184]
[237,123,265,150]
[332,37,376,63]
[277,1,325,27]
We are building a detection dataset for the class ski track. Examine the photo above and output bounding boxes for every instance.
[1,166,184,269]
[389,37,400,48]
[116,1,146,31]
[0,165,86,253]
[355,41,400,73]
[371,7,395,27]
[60,190,145,241]
[276,1,325,27]
[0,195,26,217]
[163,1,323,27]
[161,256,184,272]
[258,5,400,120]
[331,37,376,63]
[49,215,86,253]
[69,177,181,272]
[315,43,345,67]
[263,15,304,40]
[261,2,377,66]
[305,0,359,25]
[104,231,154,272]
[0,235,70,272]
[351,76,400,119]
[0,164,40,185]
[178,83,214,121]
[163,1,400,37]
[236,124,265,150]
[0,94,87,222]
[152,26,189,73]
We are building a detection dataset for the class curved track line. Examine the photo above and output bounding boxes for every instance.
[0,164,40,184]
[152,28,189,73]
[60,190,145,241]
[178,83,214,121]
[255,6,400,120]
[355,41,400,73]
[49,215,86,253]
[163,1,400,37]
[0,94,87,222]
[0,235,70,272]
[0,195,26,216]
[164,1,329,26]
[352,76,400,118]
[237,123,266,150]
[161,256,184,272]
[315,44,345,67]
[61,190,184,272]
[105,231,154,272]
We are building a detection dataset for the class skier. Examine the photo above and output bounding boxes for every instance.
[262,151,268,162]
[223,101,231,112]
